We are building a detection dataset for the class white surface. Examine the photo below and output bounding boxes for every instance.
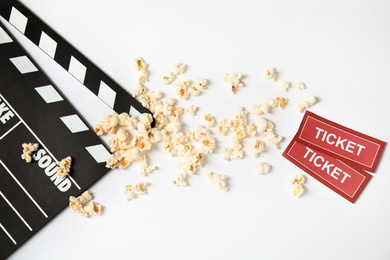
[4,0,390,259]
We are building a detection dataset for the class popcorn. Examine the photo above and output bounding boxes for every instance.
[275,97,288,109]
[264,68,277,81]
[124,184,136,200]
[163,71,176,84]
[56,156,72,178]
[173,172,188,186]
[186,105,197,116]
[223,137,244,160]
[204,114,216,127]
[176,83,190,99]
[188,85,201,96]
[133,57,147,71]
[135,181,147,194]
[256,162,271,174]
[297,96,317,112]
[207,172,229,192]
[133,82,147,97]
[21,143,39,163]
[218,119,230,136]
[280,81,290,91]
[251,140,266,157]
[291,174,305,197]
[84,201,103,216]
[200,135,216,154]
[69,191,102,217]
[133,58,149,87]
[297,82,306,90]
[194,78,208,90]
[173,63,187,75]
[223,72,245,94]
[138,69,149,83]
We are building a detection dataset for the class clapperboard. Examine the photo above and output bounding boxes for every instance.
[0,1,152,258]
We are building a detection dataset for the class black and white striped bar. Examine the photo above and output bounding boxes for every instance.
[0,22,111,259]
[0,0,152,118]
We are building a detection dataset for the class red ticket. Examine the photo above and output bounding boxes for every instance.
[283,140,371,203]
[296,111,385,172]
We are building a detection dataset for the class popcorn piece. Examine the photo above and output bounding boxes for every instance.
[173,63,187,75]
[124,184,136,200]
[251,140,266,157]
[218,119,230,136]
[204,114,216,127]
[84,201,102,216]
[280,81,290,91]
[56,156,72,178]
[297,82,306,90]
[207,172,229,192]
[297,96,317,112]
[194,78,208,90]
[79,191,93,204]
[291,174,306,197]
[135,181,147,194]
[173,172,188,186]
[133,82,147,97]
[293,185,304,197]
[176,83,190,99]
[163,71,176,84]
[223,72,245,94]
[188,85,201,96]
[264,68,277,81]
[138,69,149,83]
[256,162,271,174]
[275,97,288,109]
[21,143,39,163]
[291,174,305,186]
[186,105,197,116]
[133,57,147,72]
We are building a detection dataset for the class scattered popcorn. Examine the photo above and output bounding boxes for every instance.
[207,172,229,192]
[297,82,306,90]
[69,191,102,217]
[280,81,290,91]
[204,114,216,127]
[291,174,305,197]
[223,72,245,94]
[92,60,319,204]
[186,105,197,116]
[56,156,72,178]
[264,68,277,81]
[297,96,317,112]
[256,162,271,174]
[21,143,39,163]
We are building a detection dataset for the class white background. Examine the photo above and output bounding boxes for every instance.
[4,0,390,259]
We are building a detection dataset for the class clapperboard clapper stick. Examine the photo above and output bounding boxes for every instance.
[0,0,152,259]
